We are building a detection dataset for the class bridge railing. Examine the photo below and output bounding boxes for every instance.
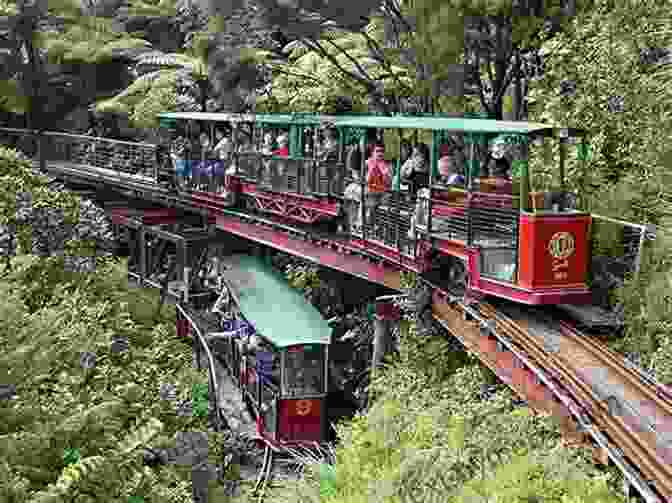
[0,128,160,182]
[41,132,159,181]
[591,214,657,279]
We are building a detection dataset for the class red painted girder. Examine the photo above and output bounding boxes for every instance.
[213,214,403,291]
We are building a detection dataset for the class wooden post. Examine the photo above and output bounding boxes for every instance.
[559,134,566,192]
[360,134,366,239]
[371,301,401,376]
[138,227,146,285]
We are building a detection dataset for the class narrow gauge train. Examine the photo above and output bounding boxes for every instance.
[185,253,333,447]
[158,112,596,309]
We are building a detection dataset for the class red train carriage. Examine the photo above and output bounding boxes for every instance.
[206,253,331,447]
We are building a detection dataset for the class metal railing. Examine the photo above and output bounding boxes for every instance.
[591,214,657,279]
[363,190,415,256]
[42,131,158,179]
[176,302,227,432]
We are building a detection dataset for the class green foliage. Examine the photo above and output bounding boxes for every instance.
[399,271,417,290]
[0,79,29,114]
[268,361,622,503]
[39,16,148,65]
[62,448,81,467]
[285,263,321,291]
[124,0,177,18]
[96,70,179,128]
[191,383,209,417]
[528,0,672,224]
[0,250,211,502]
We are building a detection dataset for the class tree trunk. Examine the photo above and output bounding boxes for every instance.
[371,316,388,373]
[511,52,524,121]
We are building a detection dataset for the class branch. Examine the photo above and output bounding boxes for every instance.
[324,37,376,84]
[300,38,377,94]
[473,48,491,115]
[360,29,413,95]
[269,65,327,86]
[493,46,519,105]
[382,0,412,35]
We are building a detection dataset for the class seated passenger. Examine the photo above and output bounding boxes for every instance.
[260,132,274,184]
[400,143,430,196]
[438,155,465,186]
[319,128,340,194]
[212,129,231,192]
[273,133,289,158]
[365,143,392,225]
[484,135,512,182]
[170,134,190,188]
[195,132,213,190]
[273,133,289,185]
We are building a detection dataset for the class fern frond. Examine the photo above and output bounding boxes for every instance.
[30,456,106,503]
[116,418,164,457]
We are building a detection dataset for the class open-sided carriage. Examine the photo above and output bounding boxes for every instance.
[207,254,331,447]
[158,111,595,307]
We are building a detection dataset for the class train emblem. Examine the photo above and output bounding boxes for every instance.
[548,232,575,260]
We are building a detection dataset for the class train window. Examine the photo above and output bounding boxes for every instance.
[282,345,326,398]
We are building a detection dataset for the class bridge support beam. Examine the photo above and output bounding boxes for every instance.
[371,300,402,376]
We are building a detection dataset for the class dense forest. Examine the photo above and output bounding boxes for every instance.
[0,0,671,501]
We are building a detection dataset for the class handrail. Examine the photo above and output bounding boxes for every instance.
[41,130,159,149]
[175,302,228,431]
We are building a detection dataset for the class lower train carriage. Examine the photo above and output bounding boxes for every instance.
[203,253,332,446]
[157,112,596,308]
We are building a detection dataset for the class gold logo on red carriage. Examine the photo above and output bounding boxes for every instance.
[295,400,312,416]
[548,232,575,259]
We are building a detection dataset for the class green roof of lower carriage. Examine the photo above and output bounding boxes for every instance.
[228,255,331,348]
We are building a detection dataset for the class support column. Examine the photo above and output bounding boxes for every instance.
[183,267,191,304]
[371,300,401,375]
[138,227,146,285]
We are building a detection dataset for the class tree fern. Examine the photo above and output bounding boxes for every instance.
[30,455,107,503]
[116,418,164,456]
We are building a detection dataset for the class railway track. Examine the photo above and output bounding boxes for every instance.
[39,159,666,499]
[478,303,672,501]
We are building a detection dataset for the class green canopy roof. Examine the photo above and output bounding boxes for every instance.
[156,112,586,136]
[334,116,557,134]
[157,112,339,126]
[224,254,331,348]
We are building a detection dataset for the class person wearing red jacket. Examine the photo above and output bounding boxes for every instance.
[365,143,392,226]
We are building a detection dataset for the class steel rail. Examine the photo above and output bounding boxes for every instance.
[175,302,228,432]
[559,321,672,411]
[432,298,662,503]
[479,304,672,501]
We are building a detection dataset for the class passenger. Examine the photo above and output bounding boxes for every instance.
[212,129,231,193]
[274,133,289,188]
[438,154,466,186]
[196,132,213,191]
[260,132,274,185]
[170,134,190,189]
[485,135,512,179]
[365,143,392,225]
[343,154,363,233]
[400,143,430,196]
[273,133,289,158]
[319,128,339,194]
